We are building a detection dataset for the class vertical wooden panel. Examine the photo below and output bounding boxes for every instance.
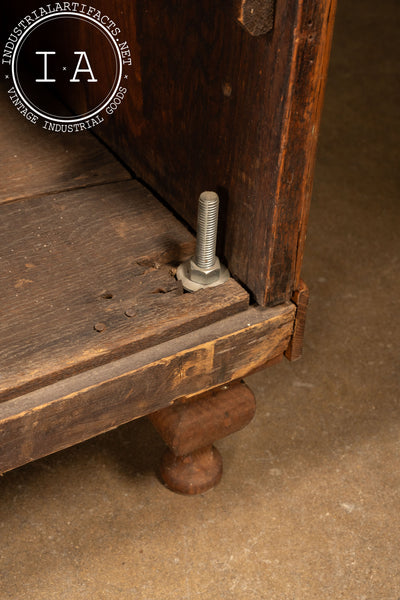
[3,1,336,305]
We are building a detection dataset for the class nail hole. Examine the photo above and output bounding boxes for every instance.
[100,291,114,299]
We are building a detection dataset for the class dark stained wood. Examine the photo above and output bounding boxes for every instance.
[0,81,130,204]
[150,381,256,456]
[0,180,248,401]
[151,381,255,494]
[284,279,310,361]
[0,3,331,486]
[0,303,295,474]
[160,446,223,495]
[22,0,337,305]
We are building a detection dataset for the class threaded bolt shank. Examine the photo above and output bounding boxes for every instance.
[195,191,219,269]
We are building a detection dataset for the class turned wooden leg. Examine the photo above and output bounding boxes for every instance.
[149,381,256,495]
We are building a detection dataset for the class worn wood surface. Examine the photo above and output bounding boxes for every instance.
[0,179,249,401]
[12,0,337,305]
[150,381,256,457]
[0,81,130,204]
[284,279,310,361]
[0,303,295,474]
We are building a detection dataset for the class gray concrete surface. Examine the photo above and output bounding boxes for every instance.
[1,0,399,598]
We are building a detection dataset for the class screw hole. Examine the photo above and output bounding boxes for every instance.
[100,291,114,299]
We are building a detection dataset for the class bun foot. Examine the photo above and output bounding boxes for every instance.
[160,445,223,495]
[149,381,255,494]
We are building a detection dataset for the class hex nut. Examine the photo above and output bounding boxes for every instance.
[176,257,230,292]
[189,257,221,285]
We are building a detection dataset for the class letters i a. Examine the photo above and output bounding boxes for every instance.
[35,51,98,82]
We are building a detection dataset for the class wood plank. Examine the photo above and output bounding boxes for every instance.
[15,0,336,305]
[1,179,248,401]
[284,280,310,361]
[0,303,295,474]
[0,80,130,204]
[263,0,337,304]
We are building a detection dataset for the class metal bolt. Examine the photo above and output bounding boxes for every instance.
[176,191,230,292]
[195,191,219,268]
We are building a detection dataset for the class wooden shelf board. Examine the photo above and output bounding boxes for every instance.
[0,80,131,205]
[1,179,249,401]
[0,303,295,474]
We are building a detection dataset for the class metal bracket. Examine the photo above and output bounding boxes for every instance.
[237,0,275,37]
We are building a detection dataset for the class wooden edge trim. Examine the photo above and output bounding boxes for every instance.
[0,303,295,474]
[284,279,310,361]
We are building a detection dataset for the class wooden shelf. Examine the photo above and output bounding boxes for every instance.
[0,0,335,492]
[0,303,295,474]
[1,179,250,402]
[0,79,295,475]
[0,81,131,205]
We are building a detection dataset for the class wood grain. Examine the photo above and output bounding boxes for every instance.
[0,303,295,474]
[16,0,336,305]
[0,180,248,401]
[284,279,310,361]
[0,81,130,204]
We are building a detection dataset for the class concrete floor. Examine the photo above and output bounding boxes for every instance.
[1,0,399,598]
